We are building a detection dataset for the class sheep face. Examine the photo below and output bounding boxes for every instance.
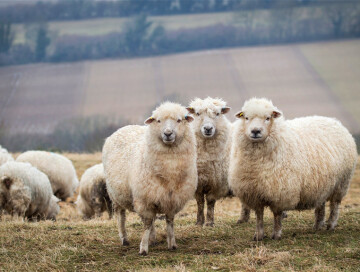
[0,176,12,208]
[235,98,282,143]
[187,97,230,139]
[145,102,194,147]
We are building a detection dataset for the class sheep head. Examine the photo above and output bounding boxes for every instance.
[235,98,282,143]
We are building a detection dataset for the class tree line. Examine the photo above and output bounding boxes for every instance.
[0,0,322,23]
[1,2,360,66]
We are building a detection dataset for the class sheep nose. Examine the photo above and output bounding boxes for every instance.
[164,130,173,137]
[251,129,261,136]
[204,126,213,133]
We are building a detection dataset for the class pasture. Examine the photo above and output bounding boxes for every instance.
[0,153,359,271]
[0,39,360,135]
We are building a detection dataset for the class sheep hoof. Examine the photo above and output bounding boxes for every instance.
[327,223,336,231]
[169,245,177,251]
[271,234,281,240]
[253,234,264,241]
[195,221,204,226]
[314,221,325,231]
[139,250,148,256]
[122,239,130,246]
[237,219,248,224]
[205,222,214,227]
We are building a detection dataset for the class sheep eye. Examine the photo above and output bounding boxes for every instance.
[245,117,249,120]
[177,119,181,123]
[196,113,200,116]
[157,120,161,123]
[266,117,270,121]
[216,113,220,116]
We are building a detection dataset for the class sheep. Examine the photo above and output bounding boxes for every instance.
[0,161,60,221]
[229,98,358,241]
[186,97,251,226]
[16,151,79,201]
[76,163,112,220]
[103,102,197,255]
[0,145,14,166]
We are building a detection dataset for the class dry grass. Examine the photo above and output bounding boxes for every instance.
[1,154,360,271]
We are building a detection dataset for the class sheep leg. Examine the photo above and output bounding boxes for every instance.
[327,201,340,230]
[140,217,154,256]
[106,200,113,219]
[237,202,251,224]
[195,192,205,226]
[314,202,325,230]
[149,219,157,245]
[166,214,177,250]
[254,207,265,241]
[117,209,129,246]
[271,211,283,240]
[205,199,215,227]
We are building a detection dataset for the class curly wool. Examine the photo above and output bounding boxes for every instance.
[229,98,358,212]
[16,151,79,200]
[76,163,112,219]
[0,145,14,166]
[0,161,59,220]
[189,97,232,201]
[103,102,198,217]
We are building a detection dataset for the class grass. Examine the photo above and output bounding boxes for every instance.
[12,12,234,44]
[1,154,360,271]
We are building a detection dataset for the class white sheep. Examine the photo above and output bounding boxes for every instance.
[229,98,358,240]
[76,163,112,220]
[187,97,251,226]
[103,102,197,255]
[0,161,60,221]
[0,145,14,166]
[16,151,79,200]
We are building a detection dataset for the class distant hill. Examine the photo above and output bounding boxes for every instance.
[0,39,359,135]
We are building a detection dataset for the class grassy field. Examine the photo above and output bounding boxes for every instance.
[12,12,234,44]
[1,39,359,135]
[0,153,359,271]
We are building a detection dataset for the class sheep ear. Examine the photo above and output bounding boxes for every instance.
[221,107,231,114]
[144,117,155,125]
[185,115,194,123]
[1,176,12,190]
[235,111,244,118]
[272,111,281,118]
[186,107,195,114]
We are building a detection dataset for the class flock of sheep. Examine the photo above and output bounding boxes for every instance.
[0,97,357,256]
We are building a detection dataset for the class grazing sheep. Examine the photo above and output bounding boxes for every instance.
[229,98,357,240]
[187,97,251,226]
[0,145,14,166]
[103,102,197,255]
[0,161,60,221]
[16,151,79,200]
[76,163,112,220]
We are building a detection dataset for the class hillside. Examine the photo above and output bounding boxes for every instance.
[0,39,359,135]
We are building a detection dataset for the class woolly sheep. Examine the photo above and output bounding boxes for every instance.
[16,151,79,200]
[229,98,357,240]
[186,97,251,226]
[76,163,112,220]
[0,145,14,166]
[0,161,60,221]
[103,102,197,255]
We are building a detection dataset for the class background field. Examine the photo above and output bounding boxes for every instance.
[12,12,234,44]
[0,153,359,271]
[0,39,359,135]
